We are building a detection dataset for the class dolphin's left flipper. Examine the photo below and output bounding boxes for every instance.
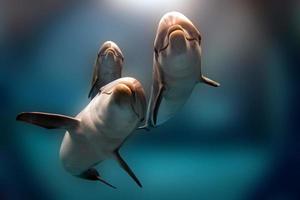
[16,112,80,130]
[113,150,142,188]
[77,168,116,189]
[201,75,220,87]
[88,57,101,99]
[88,80,98,99]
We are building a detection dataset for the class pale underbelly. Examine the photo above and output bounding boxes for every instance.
[59,130,122,175]
[156,80,196,125]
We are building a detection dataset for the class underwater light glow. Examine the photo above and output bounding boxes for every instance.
[103,0,194,15]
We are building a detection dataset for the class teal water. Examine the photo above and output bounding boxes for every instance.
[2,1,298,200]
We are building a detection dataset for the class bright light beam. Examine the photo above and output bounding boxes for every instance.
[103,0,194,16]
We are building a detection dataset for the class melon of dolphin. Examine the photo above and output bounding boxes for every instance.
[89,41,124,99]
[17,77,146,188]
[143,11,220,128]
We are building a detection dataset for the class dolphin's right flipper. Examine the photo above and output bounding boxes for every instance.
[16,112,80,130]
[143,58,165,128]
[77,168,116,189]
[113,150,142,188]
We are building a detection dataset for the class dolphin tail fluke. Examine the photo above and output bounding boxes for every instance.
[201,75,220,87]
[77,168,116,189]
[113,150,143,188]
[16,112,80,130]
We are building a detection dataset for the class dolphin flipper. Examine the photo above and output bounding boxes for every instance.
[152,83,164,126]
[88,58,101,99]
[16,112,80,130]
[88,79,100,99]
[201,75,220,87]
[113,150,142,188]
[142,58,165,129]
[78,168,116,189]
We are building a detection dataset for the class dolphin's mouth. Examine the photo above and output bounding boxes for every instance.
[157,25,199,53]
[100,48,124,61]
[101,48,118,57]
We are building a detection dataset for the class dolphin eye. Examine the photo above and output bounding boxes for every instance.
[119,55,124,62]
[198,35,202,44]
[132,91,137,103]
[154,48,159,59]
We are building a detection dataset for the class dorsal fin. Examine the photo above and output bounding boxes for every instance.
[16,112,80,130]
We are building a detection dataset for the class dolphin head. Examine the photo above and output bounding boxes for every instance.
[96,41,124,73]
[154,11,201,58]
[95,78,146,138]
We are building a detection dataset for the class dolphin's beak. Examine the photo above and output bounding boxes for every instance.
[167,25,185,38]
[111,84,132,106]
[169,29,187,50]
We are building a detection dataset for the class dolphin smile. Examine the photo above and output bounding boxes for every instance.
[100,47,124,62]
[158,25,199,53]
[101,48,119,58]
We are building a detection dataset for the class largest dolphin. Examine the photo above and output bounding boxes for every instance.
[17,77,146,188]
[143,11,220,128]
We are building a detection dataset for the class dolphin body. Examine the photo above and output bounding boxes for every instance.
[143,11,220,128]
[88,41,124,99]
[17,77,146,188]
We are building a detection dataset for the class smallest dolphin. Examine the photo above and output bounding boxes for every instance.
[89,41,124,99]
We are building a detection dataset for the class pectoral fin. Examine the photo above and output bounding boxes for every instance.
[88,78,99,99]
[201,75,220,87]
[88,57,100,99]
[77,168,116,189]
[152,84,164,125]
[16,112,80,130]
[113,150,142,188]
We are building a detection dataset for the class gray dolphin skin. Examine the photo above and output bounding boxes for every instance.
[16,77,146,188]
[89,41,124,99]
[142,11,220,129]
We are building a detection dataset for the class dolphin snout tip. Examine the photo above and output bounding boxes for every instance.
[169,30,187,50]
[113,84,132,98]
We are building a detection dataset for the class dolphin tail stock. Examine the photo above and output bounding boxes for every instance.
[16,112,80,130]
[77,168,116,189]
[113,149,143,188]
[200,75,220,87]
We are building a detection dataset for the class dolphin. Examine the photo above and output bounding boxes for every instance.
[142,11,220,128]
[17,77,146,188]
[88,41,124,99]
